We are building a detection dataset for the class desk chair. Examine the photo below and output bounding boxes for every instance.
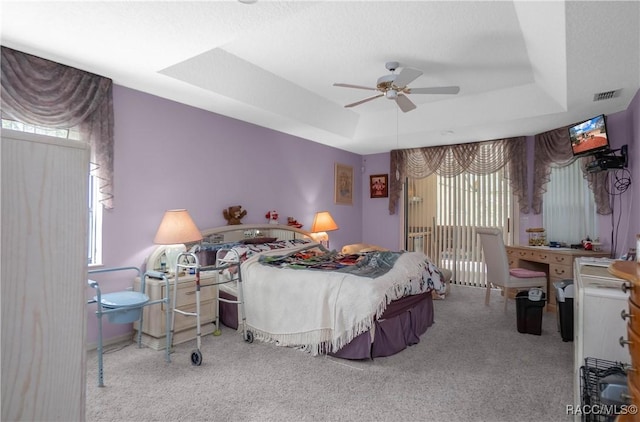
[476,227,547,312]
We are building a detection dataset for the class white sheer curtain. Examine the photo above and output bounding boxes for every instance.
[543,160,598,244]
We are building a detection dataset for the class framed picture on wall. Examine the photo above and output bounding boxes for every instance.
[334,163,353,205]
[370,174,388,198]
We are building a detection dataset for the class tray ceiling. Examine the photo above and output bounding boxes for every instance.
[1,1,638,154]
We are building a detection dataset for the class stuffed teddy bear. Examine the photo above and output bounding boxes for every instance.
[223,205,247,225]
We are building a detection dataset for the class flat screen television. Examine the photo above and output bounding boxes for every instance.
[568,114,611,157]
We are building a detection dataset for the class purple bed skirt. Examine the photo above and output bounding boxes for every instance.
[218,290,434,360]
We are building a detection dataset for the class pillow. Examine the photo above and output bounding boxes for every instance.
[240,237,278,245]
[341,243,389,254]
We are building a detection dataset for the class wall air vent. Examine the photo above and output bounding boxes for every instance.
[593,89,621,101]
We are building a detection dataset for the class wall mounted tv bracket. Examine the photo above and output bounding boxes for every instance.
[586,145,628,173]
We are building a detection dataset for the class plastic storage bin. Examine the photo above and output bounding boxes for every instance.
[516,290,546,335]
[554,280,574,342]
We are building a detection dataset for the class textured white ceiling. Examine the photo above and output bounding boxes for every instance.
[1,1,639,154]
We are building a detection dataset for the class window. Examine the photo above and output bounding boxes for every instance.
[543,160,597,245]
[2,119,102,265]
[407,168,514,286]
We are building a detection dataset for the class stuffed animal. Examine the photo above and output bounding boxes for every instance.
[265,210,279,224]
[223,206,247,225]
[287,217,303,229]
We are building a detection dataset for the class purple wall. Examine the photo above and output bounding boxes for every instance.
[88,85,363,344]
[361,153,401,250]
[624,88,640,250]
[599,101,637,257]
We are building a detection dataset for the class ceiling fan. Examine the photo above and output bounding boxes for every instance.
[333,61,460,113]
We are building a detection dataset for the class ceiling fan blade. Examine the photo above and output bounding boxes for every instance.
[393,67,423,88]
[408,86,461,95]
[333,83,378,91]
[395,94,417,113]
[344,93,384,108]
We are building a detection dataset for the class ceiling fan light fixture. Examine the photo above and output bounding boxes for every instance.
[334,62,460,113]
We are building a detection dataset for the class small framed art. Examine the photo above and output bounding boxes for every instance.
[334,163,353,205]
[369,174,388,198]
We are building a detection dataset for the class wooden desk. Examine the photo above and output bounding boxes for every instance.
[505,245,609,312]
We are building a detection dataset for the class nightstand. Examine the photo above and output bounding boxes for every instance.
[133,271,218,350]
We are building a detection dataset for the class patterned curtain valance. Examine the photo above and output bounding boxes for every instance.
[389,137,528,215]
[532,126,610,215]
[1,46,114,208]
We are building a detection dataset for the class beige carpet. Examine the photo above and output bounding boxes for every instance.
[86,284,573,422]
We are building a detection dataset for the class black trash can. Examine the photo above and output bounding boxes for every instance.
[516,290,546,335]
[554,280,574,342]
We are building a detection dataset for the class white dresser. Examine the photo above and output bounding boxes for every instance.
[573,258,630,410]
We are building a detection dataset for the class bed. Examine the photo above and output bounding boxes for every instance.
[190,224,446,359]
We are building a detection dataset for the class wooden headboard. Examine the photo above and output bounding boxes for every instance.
[147,224,314,271]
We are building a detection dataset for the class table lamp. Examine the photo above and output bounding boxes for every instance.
[310,211,338,249]
[153,209,203,274]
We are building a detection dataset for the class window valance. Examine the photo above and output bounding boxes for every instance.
[389,137,528,215]
[532,125,611,215]
[1,46,114,208]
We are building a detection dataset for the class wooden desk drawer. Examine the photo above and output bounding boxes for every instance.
[510,247,551,264]
[506,248,517,267]
[550,263,572,280]
[514,249,534,260]
[530,251,551,264]
[550,254,572,266]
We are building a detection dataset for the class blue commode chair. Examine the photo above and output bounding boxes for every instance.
[88,266,171,387]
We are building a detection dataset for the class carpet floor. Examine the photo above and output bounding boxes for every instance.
[86,284,574,421]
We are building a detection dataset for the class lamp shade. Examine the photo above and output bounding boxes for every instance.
[153,209,203,245]
[311,211,338,233]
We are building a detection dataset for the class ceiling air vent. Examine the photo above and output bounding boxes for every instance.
[593,89,621,101]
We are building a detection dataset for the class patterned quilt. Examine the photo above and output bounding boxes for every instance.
[258,244,403,279]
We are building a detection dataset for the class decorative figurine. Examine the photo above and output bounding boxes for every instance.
[223,205,247,225]
[265,210,279,224]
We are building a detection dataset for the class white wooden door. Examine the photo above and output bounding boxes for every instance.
[1,129,89,421]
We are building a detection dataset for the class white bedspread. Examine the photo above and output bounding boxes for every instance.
[240,246,444,355]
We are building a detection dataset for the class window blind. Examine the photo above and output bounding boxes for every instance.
[407,168,513,286]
